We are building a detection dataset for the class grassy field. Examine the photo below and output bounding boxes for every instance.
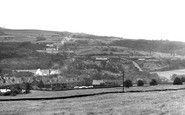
[1,89,185,115]
[1,84,185,100]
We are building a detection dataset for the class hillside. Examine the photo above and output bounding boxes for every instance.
[1,28,185,56]
[0,28,121,43]
[110,39,185,56]
[1,28,185,79]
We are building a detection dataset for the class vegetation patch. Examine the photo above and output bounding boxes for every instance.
[173,77,182,85]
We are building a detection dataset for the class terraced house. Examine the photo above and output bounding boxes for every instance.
[34,76,85,90]
[0,77,33,88]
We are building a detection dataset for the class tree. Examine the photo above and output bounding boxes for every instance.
[171,74,178,81]
[150,79,158,86]
[173,77,182,85]
[124,79,133,88]
[10,85,22,96]
[137,80,144,86]
[181,77,185,82]
[24,83,31,94]
[38,80,44,88]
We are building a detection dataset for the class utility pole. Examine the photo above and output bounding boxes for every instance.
[122,70,125,93]
[49,69,50,77]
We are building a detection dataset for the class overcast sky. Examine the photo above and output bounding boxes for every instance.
[1,0,185,42]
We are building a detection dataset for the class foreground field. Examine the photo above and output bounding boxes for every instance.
[1,90,185,115]
[1,84,185,100]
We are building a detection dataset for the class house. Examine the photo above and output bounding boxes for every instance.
[0,77,24,88]
[39,76,85,90]
[129,56,154,61]
[101,70,121,76]
[23,77,34,83]
[50,70,61,75]
[92,80,105,86]
[103,79,122,86]
[45,48,59,54]
[95,57,108,61]
[92,79,122,87]
[35,68,46,76]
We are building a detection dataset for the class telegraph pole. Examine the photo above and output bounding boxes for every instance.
[122,70,125,93]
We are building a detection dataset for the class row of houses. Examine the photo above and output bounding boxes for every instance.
[0,74,123,90]
[0,76,33,87]
[0,75,86,90]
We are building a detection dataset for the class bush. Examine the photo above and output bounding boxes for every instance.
[137,80,144,86]
[173,77,183,85]
[181,77,185,82]
[124,79,133,88]
[6,85,23,96]
[25,83,31,94]
[22,83,31,94]
[38,80,44,88]
[150,79,158,86]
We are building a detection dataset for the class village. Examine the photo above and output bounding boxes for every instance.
[2,1,185,114]
[0,37,165,96]
[1,32,185,97]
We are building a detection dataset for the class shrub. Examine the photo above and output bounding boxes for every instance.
[124,79,133,88]
[8,85,23,96]
[38,80,44,88]
[173,77,183,85]
[22,83,31,94]
[150,79,158,86]
[181,77,185,82]
[137,80,144,86]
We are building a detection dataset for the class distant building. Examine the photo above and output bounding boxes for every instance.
[95,57,108,61]
[45,48,59,54]
[0,77,24,88]
[92,79,122,87]
[129,56,154,61]
[92,80,105,85]
[40,76,85,89]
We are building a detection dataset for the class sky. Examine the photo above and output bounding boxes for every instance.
[1,0,185,42]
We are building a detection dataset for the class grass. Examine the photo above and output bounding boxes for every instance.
[1,84,185,100]
[1,89,185,115]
